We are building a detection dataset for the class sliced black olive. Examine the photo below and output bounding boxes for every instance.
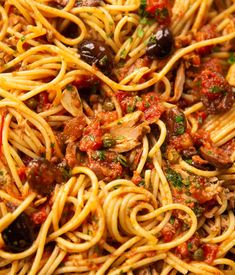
[146,27,174,59]
[2,213,35,253]
[78,39,114,75]
[26,158,63,196]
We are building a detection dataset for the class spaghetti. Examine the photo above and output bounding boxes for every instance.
[0,0,235,274]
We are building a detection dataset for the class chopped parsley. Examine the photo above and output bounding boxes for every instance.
[92,150,106,161]
[210,86,221,93]
[175,125,185,135]
[187,242,193,250]
[120,49,127,59]
[144,102,150,108]
[20,35,26,42]
[138,0,147,17]
[166,168,183,189]
[155,7,169,19]
[198,116,203,124]
[89,134,95,141]
[103,136,116,148]
[195,79,202,88]
[127,104,135,113]
[175,115,184,123]
[149,35,157,44]
[138,180,145,187]
[99,55,108,66]
[169,217,175,225]
[228,52,235,65]
[137,27,144,38]
[117,154,128,167]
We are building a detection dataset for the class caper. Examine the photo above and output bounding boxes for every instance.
[193,248,204,261]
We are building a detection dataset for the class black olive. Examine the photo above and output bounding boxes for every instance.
[146,27,174,59]
[2,213,35,253]
[78,39,114,75]
[26,158,63,196]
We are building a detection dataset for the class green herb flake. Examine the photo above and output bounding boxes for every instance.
[138,180,145,187]
[228,52,235,65]
[184,176,191,186]
[149,35,157,44]
[198,117,203,124]
[188,242,193,250]
[92,150,106,161]
[169,217,175,225]
[166,168,183,189]
[115,135,125,140]
[137,27,144,38]
[0,170,3,176]
[175,115,184,123]
[127,104,135,113]
[135,96,142,102]
[20,36,26,42]
[89,134,95,142]
[144,102,150,108]
[99,55,108,66]
[117,155,128,167]
[66,84,74,91]
[210,86,221,93]
[103,137,116,148]
[195,79,202,88]
[50,143,55,148]
[117,120,123,125]
[176,125,185,135]
[120,49,127,59]
[140,17,148,24]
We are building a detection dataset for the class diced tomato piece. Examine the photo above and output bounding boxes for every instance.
[79,121,103,152]
[31,207,48,225]
[202,244,218,264]
[161,223,176,242]
[140,92,165,123]
[197,69,228,100]
[195,25,217,55]
[97,111,118,125]
[73,74,100,90]
[132,171,142,185]
[175,242,189,258]
[201,58,223,74]
[116,91,165,124]
[17,167,27,181]
[146,0,172,24]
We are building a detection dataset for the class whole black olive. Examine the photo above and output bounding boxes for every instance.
[146,27,174,59]
[2,213,35,253]
[78,39,114,75]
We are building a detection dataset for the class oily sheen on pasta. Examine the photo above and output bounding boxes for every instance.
[0,0,235,274]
